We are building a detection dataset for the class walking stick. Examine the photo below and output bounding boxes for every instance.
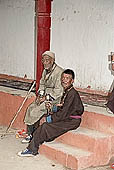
[1,80,36,139]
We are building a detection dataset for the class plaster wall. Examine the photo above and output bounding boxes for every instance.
[51,0,114,91]
[0,0,35,79]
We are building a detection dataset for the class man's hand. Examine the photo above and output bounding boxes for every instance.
[45,101,52,110]
[56,103,63,107]
[35,96,46,105]
[39,117,46,125]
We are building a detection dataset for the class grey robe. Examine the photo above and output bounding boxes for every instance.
[24,63,64,125]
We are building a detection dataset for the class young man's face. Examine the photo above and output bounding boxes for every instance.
[61,73,74,89]
[42,55,54,70]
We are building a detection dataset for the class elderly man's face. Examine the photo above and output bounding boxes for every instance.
[42,55,54,70]
[61,73,74,90]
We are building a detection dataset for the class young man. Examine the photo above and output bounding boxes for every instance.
[18,69,84,156]
[23,51,64,143]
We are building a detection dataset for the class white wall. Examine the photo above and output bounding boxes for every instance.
[0,0,35,79]
[51,0,114,91]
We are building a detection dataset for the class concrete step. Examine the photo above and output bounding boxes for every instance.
[57,127,110,151]
[39,126,113,169]
[56,127,111,166]
[81,105,114,135]
[0,86,35,129]
[39,141,94,170]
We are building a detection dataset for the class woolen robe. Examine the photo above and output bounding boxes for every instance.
[27,85,84,154]
[24,63,64,125]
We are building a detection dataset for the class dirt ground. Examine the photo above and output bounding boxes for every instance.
[0,126,112,170]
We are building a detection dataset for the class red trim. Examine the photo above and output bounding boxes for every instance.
[75,87,108,96]
[0,73,33,83]
[36,0,52,93]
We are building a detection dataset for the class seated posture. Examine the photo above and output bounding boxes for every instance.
[18,69,84,157]
[23,51,64,143]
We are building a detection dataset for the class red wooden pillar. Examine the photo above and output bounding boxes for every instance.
[36,0,52,93]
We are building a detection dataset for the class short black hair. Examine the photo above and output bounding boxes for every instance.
[62,69,75,80]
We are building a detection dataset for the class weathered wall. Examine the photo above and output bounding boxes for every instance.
[0,0,35,79]
[51,0,114,91]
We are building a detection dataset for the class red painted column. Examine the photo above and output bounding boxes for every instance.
[36,0,51,93]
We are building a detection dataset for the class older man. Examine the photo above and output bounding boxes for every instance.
[23,51,64,143]
[18,69,84,156]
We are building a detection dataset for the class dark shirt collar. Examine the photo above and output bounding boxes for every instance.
[64,84,73,93]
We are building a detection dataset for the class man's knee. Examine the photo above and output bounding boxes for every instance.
[41,122,49,130]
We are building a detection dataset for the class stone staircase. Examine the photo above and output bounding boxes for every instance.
[0,86,114,170]
[39,105,114,170]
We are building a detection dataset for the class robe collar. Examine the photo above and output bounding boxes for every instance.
[64,84,73,93]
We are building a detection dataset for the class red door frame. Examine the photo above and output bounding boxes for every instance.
[35,0,52,93]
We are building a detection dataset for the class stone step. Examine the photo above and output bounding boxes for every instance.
[56,127,111,166]
[0,86,35,129]
[81,105,114,135]
[57,127,110,151]
[39,141,94,170]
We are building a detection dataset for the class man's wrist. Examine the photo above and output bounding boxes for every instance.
[46,115,52,123]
